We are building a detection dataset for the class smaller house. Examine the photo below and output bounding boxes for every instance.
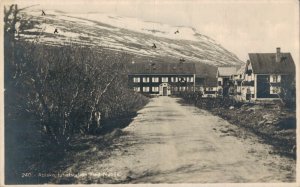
[231,64,246,100]
[217,67,237,96]
[194,75,205,93]
[244,47,295,101]
[202,77,218,98]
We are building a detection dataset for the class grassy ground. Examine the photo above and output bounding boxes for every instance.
[180,95,296,160]
[5,108,147,184]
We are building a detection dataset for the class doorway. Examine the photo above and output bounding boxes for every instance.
[159,83,171,96]
[163,87,167,96]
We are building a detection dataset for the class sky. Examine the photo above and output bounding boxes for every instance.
[9,0,300,63]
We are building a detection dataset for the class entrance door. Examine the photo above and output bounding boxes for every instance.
[163,87,167,96]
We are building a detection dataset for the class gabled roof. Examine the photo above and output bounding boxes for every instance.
[248,53,295,74]
[217,67,237,77]
[128,62,196,75]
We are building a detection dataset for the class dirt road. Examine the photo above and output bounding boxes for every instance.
[64,97,295,183]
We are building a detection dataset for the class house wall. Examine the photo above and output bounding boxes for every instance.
[128,74,195,95]
[203,87,217,98]
[255,74,291,99]
[217,76,231,96]
[256,75,274,99]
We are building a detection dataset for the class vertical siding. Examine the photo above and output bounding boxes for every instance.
[256,75,279,98]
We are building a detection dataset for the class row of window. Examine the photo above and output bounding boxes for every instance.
[133,77,194,83]
[134,87,158,92]
[133,86,193,92]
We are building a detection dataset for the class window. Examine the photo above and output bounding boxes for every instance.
[162,77,168,82]
[190,77,194,82]
[218,81,222,86]
[172,77,178,82]
[152,87,159,92]
[133,77,140,83]
[143,77,149,83]
[270,86,281,94]
[206,87,213,91]
[186,77,193,82]
[270,75,281,83]
[133,87,140,92]
[143,87,149,92]
[179,77,186,82]
[152,77,159,82]
[180,87,186,91]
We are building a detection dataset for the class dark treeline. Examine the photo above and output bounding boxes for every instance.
[5,42,148,146]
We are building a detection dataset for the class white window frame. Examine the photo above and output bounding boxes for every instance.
[133,77,140,83]
[270,75,281,83]
[143,77,149,83]
[179,77,186,82]
[143,87,150,92]
[152,87,159,92]
[152,77,159,82]
[180,87,186,91]
[162,77,168,82]
[133,87,140,92]
[190,77,194,82]
[270,86,281,94]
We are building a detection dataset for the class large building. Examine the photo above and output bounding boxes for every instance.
[128,62,196,96]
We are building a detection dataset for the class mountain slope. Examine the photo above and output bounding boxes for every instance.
[18,9,244,66]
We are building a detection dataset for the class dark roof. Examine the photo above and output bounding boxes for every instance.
[205,77,218,87]
[195,63,218,78]
[128,62,196,75]
[249,53,295,74]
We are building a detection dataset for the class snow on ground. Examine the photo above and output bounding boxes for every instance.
[20,8,244,66]
[45,12,201,42]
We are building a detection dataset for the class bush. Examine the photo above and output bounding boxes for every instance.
[5,41,148,147]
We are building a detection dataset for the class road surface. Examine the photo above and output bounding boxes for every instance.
[67,97,295,183]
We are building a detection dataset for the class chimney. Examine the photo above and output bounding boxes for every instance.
[276,47,281,63]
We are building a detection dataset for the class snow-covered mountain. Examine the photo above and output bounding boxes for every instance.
[18,9,244,66]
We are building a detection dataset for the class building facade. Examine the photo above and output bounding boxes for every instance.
[216,67,237,97]
[243,47,295,100]
[128,62,196,96]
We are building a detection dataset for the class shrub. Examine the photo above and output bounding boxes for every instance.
[5,41,148,147]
